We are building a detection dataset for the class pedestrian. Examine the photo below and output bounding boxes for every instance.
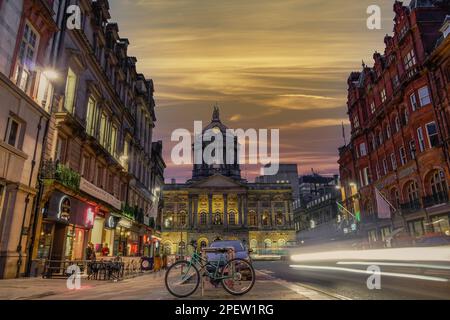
[86,242,96,278]
[102,243,110,257]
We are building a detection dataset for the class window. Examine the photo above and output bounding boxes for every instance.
[386,124,391,139]
[249,212,257,226]
[395,116,401,132]
[399,146,407,166]
[360,167,370,186]
[404,108,409,125]
[99,113,108,148]
[64,68,78,113]
[86,96,97,136]
[409,140,416,160]
[381,89,387,103]
[376,163,381,180]
[353,114,360,129]
[82,155,90,179]
[96,165,104,187]
[403,49,417,71]
[430,170,447,197]
[410,93,418,111]
[36,72,54,112]
[418,86,431,107]
[110,124,118,157]
[417,127,425,152]
[229,212,236,225]
[392,75,400,89]
[390,153,397,171]
[359,143,367,157]
[370,101,376,114]
[406,181,419,202]
[426,122,439,148]
[383,158,388,175]
[14,22,39,93]
[5,118,21,148]
[55,135,67,163]
[200,212,207,225]
[378,131,384,145]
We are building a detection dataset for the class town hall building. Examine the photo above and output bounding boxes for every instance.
[161,107,296,254]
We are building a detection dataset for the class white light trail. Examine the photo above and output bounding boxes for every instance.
[289,265,449,283]
[290,246,450,263]
[336,261,450,270]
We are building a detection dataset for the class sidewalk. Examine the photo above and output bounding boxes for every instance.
[0,271,335,300]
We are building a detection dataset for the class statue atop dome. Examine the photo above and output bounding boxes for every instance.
[212,104,220,122]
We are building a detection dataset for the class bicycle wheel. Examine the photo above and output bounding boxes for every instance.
[221,259,255,296]
[165,260,200,298]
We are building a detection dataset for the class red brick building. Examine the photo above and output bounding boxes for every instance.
[338,1,450,245]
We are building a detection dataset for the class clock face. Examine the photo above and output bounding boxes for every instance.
[212,126,221,134]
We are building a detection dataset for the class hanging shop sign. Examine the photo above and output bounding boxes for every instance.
[58,196,71,222]
[79,177,122,210]
[47,191,94,228]
[105,215,119,229]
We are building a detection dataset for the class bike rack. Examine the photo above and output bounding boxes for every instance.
[200,247,235,297]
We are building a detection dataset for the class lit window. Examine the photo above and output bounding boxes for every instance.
[64,68,78,113]
[418,86,431,107]
[381,89,387,103]
[99,113,108,147]
[86,96,97,136]
[359,143,367,157]
[370,101,376,114]
[110,124,118,157]
[409,140,416,160]
[14,22,39,93]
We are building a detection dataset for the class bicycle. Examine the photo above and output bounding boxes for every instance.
[164,245,255,298]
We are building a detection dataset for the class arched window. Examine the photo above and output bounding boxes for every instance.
[250,239,258,250]
[249,211,257,226]
[178,211,187,227]
[264,239,272,248]
[395,115,401,132]
[406,181,419,202]
[163,242,172,255]
[430,170,448,204]
[200,212,207,225]
[228,211,236,225]
[164,214,173,228]
[278,239,286,247]
[213,212,222,225]
[276,212,284,226]
[262,212,270,226]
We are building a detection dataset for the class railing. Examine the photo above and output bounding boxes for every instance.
[423,192,449,208]
[400,199,421,214]
[41,160,81,191]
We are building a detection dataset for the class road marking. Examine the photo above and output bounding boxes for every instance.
[337,261,450,271]
[290,265,449,282]
[256,270,351,300]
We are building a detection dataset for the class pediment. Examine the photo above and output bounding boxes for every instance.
[189,174,246,189]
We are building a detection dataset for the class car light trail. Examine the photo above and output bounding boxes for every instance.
[290,246,450,263]
[289,265,449,282]
[336,261,450,270]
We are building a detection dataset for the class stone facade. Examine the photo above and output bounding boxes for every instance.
[161,109,296,254]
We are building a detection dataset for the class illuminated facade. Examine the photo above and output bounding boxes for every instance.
[161,108,296,254]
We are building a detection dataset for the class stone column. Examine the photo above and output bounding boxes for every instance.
[193,195,198,228]
[271,201,275,227]
[223,194,228,228]
[284,200,289,227]
[257,198,262,227]
[243,195,248,227]
[208,194,213,225]
[188,194,193,227]
[238,194,243,226]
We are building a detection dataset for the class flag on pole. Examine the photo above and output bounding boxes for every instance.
[375,188,392,219]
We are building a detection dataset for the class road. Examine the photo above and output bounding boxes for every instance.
[254,258,450,300]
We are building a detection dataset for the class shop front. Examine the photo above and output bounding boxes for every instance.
[37,191,96,261]
[113,217,141,257]
[89,212,120,257]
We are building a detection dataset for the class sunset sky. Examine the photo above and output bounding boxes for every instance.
[108,0,398,182]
